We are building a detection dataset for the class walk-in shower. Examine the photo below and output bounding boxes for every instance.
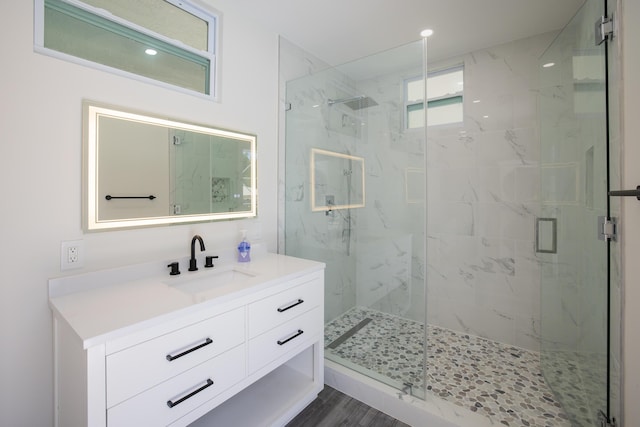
[282,0,612,425]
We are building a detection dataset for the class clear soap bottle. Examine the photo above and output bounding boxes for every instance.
[237,230,251,262]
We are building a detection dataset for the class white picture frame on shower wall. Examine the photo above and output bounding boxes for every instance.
[310,148,365,212]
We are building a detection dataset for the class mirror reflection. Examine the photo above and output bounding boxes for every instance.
[310,148,365,212]
[83,101,256,231]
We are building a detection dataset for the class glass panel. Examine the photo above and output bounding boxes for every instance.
[44,0,209,94]
[427,99,463,126]
[406,78,423,102]
[407,67,463,101]
[428,68,464,99]
[284,40,427,398]
[80,0,209,51]
[407,103,425,128]
[406,67,464,128]
[539,0,608,424]
[407,98,463,128]
[172,133,252,216]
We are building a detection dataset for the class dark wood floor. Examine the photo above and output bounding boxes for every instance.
[286,385,410,427]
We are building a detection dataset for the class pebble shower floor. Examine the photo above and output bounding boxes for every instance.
[324,307,592,427]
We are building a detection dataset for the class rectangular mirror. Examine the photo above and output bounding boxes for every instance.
[83,101,256,231]
[310,148,365,212]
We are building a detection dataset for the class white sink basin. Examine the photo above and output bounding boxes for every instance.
[165,268,256,295]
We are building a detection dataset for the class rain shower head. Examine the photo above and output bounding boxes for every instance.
[327,95,378,110]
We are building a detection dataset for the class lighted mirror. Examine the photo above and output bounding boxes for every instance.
[83,101,256,231]
[311,148,365,212]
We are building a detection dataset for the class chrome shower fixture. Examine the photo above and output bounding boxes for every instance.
[327,95,378,110]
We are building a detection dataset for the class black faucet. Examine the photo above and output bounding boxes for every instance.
[189,235,206,271]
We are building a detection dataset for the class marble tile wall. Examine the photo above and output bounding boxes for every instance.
[424,33,558,351]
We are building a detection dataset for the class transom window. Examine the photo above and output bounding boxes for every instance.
[405,65,464,128]
[35,0,218,99]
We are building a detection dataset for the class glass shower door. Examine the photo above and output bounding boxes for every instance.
[284,40,427,399]
[539,0,609,425]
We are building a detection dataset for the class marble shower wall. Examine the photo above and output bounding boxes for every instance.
[423,33,557,352]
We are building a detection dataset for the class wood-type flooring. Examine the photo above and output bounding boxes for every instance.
[286,385,410,427]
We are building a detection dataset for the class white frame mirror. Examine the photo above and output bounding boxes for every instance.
[83,101,257,231]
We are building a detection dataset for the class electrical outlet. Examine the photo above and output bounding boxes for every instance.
[68,246,78,263]
[61,240,84,270]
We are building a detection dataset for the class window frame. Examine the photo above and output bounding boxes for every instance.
[34,0,219,100]
[404,65,464,129]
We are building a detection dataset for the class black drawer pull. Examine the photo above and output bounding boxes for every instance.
[277,299,304,313]
[166,379,214,408]
[277,329,304,346]
[166,338,213,361]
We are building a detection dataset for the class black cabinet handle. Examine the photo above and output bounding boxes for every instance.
[166,338,213,361]
[166,379,213,408]
[277,329,304,346]
[277,299,304,313]
[106,194,156,200]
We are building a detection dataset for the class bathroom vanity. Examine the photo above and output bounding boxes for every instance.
[49,252,325,427]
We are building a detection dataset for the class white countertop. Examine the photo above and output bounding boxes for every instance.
[49,252,324,349]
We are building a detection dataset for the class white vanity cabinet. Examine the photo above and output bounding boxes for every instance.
[49,254,325,427]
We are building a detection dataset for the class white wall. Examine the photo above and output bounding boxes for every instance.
[622,0,640,425]
[0,2,279,426]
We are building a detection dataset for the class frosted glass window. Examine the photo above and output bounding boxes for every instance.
[80,0,209,51]
[35,0,217,98]
[405,66,464,128]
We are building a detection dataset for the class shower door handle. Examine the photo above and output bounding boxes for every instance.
[609,186,640,200]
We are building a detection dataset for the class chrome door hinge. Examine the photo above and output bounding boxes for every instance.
[595,15,614,45]
[598,216,617,241]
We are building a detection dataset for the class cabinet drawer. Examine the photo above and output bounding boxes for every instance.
[106,307,245,407]
[248,276,323,338]
[107,345,245,427]
[248,306,322,373]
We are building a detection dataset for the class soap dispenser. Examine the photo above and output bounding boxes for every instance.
[237,230,251,262]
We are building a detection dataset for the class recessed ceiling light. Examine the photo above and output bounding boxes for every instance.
[473,99,481,103]
[543,62,555,68]
[420,29,434,38]
[145,48,158,56]
[483,115,489,119]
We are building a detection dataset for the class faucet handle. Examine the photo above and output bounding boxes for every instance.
[167,262,181,276]
[205,255,219,268]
